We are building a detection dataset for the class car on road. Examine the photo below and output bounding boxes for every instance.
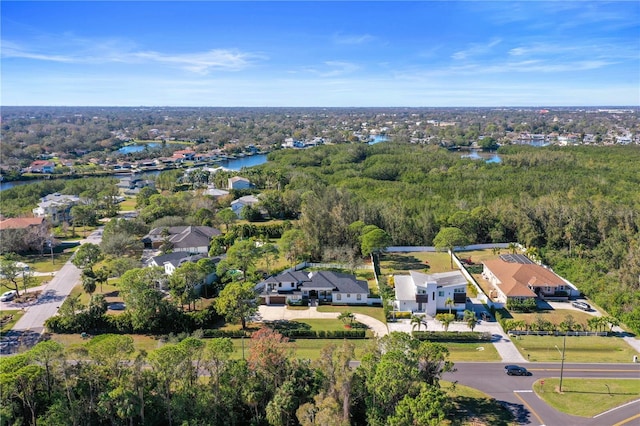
[505,365,531,376]
[571,301,591,311]
[0,290,17,302]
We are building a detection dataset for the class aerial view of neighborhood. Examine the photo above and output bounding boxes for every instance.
[1,1,639,426]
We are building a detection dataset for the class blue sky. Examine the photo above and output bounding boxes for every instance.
[2,1,639,106]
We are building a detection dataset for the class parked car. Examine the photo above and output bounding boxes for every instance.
[571,301,591,311]
[0,290,17,302]
[505,365,531,376]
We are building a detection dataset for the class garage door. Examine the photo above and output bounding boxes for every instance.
[269,296,286,305]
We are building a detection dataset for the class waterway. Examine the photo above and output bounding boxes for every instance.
[460,150,502,163]
[0,154,268,192]
[368,135,390,145]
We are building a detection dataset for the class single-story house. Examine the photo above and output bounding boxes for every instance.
[230,195,260,217]
[394,270,468,316]
[0,217,50,253]
[204,187,230,199]
[32,193,81,225]
[228,176,252,190]
[482,254,578,302]
[142,226,221,254]
[258,270,369,306]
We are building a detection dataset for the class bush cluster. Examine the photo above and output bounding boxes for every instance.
[412,331,492,342]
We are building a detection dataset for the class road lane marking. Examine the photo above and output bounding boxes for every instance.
[528,368,640,372]
[513,391,545,426]
[514,390,534,393]
[595,399,640,418]
[613,412,640,426]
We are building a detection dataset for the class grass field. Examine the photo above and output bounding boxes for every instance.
[229,337,374,360]
[118,197,137,210]
[533,378,640,417]
[380,251,455,275]
[50,333,163,353]
[316,305,386,323]
[441,380,518,426]
[445,342,501,362]
[510,335,638,363]
[0,310,25,336]
[510,309,594,327]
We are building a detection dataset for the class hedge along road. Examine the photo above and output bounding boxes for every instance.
[1,228,103,354]
[256,305,389,337]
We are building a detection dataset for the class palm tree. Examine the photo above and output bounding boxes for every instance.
[445,297,454,314]
[410,315,427,332]
[463,310,477,331]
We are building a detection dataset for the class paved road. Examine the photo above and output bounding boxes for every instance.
[444,362,640,426]
[1,229,103,354]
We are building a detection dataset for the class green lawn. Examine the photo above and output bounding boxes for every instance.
[510,335,638,363]
[380,251,456,275]
[445,342,501,362]
[510,309,595,328]
[50,333,163,353]
[316,305,386,324]
[118,197,137,210]
[229,337,373,360]
[0,310,24,336]
[441,381,518,426]
[533,378,640,417]
[19,252,74,273]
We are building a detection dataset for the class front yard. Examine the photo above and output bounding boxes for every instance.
[509,335,637,363]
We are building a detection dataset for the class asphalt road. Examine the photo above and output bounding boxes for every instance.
[444,362,640,426]
[1,229,103,354]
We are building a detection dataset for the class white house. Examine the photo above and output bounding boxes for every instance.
[258,270,369,306]
[32,193,81,225]
[142,226,221,254]
[393,270,468,316]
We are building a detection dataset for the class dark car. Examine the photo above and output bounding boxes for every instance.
[505,366,531,376]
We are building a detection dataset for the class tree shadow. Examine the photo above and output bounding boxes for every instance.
[449,396,520,426]
[381,254,427,271]
[264,320,311,331]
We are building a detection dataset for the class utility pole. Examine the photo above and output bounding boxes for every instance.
[555,333,567,392]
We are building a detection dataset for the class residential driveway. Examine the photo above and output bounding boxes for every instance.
[1,228,103,354]
[388,317,528,363]
[256,306,389,337]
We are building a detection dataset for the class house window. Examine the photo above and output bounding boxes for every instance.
[278,283,282,288]
[454,288,465,293]
[357,294,362,301]
[438,291,444,297]
[347,294,351,298]
[336,294,341,301]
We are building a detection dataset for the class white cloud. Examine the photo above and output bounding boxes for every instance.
[333,33,376,45]
[452,38,502,60]
[1,39,264,74]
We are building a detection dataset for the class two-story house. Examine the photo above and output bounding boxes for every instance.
[393,270,468,316]
[32,193,81,225]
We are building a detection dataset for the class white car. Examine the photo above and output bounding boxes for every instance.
[0,290,17,302]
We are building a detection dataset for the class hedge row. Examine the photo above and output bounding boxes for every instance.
[278,329,366,339]
[412,331,492,342]
[202,329,247,338]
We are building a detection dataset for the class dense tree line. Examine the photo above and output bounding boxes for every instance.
[260,143,640,333]
[0,333,466,426]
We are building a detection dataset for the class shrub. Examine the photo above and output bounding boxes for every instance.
[412,331,492,342]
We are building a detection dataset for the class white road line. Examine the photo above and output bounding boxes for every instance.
[514,390,534,393]
[593,399,640,418]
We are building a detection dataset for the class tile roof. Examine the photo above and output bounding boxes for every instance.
[483,258,565,298]
[0,217,45,230]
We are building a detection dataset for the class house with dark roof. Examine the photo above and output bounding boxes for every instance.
[142,226,221,254]
[482,254,578,302]
[257,270,369,305]
[393,270,468,316]
[32,193,81,225]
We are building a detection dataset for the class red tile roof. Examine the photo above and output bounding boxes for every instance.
[0,217,45,230]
